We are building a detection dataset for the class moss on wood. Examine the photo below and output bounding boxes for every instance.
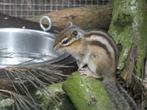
[62,72,115,110]
[109,0,147,77]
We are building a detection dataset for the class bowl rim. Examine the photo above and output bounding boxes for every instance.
[0,28,55,38]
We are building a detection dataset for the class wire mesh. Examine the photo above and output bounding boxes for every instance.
[0,0,110,18]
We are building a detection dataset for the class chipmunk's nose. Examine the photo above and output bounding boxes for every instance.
[53,44,60,50]
[53,44,64,54]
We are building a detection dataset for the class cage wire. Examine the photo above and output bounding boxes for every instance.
[0,0,110,18]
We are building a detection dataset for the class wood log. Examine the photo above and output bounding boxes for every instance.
[27,4,112,31]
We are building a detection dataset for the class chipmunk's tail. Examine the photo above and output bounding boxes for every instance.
[103,79,138,110]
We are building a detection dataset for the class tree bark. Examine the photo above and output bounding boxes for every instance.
[108,0,147,108]
[109,0,147,76]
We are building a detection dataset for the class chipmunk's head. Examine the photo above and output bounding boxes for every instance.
[53,25,85,52]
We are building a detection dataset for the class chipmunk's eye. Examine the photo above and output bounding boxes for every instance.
[61,38,70,45]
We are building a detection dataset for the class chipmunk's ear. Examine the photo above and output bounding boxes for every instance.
[65,21,73,29]
[72,30,82,40]
[72,30,78,37]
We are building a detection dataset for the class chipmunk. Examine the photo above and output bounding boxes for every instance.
[53,25,138,110]
[53,25,118,79]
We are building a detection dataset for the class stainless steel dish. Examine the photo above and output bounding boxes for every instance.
[0,16,68,67]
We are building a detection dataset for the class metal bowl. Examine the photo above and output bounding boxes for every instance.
[0,28,68,67]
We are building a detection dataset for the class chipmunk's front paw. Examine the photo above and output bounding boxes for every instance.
[78,67,96,78]
[78,67,90,75]
[78,67,102,79]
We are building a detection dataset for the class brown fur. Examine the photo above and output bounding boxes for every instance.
[85,31,118,67]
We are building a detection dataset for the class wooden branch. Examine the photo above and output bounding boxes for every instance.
[28,4,112,30]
